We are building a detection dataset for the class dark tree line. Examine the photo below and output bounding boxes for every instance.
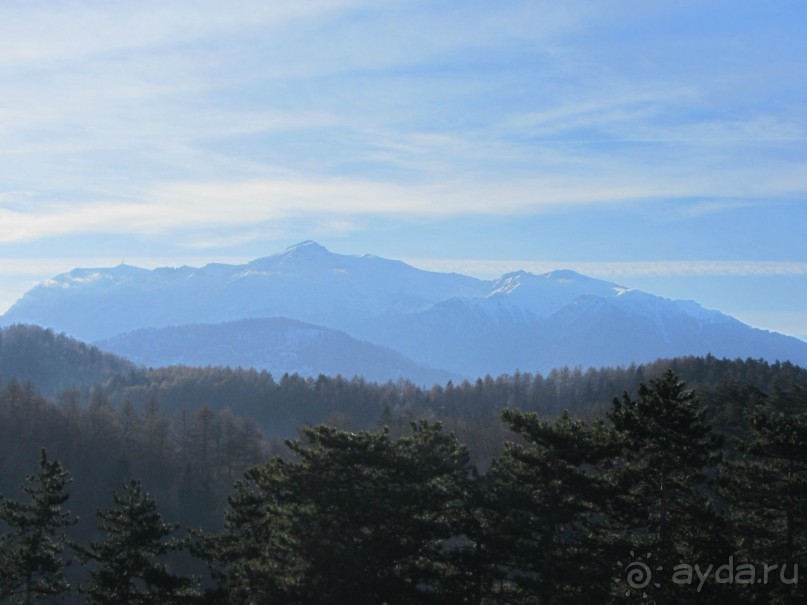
[5,324,806,449]
[2,371,807,604]
[89,354,807,470]
[0,379,266,540]
[199,373,807,604]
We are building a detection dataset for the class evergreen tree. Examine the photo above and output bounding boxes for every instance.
[76,479,199,604]
[479,409,617,604]
[204,421,474,604]
[0,449,76,604]
[198,456,302,604]
[608,370,728,603]
[0,533,23,601]
[720,386,807,605]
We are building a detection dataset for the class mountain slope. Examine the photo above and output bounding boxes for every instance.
[3,242,806,378]
[95,317,455,385]
[1,241,488,342]
[0,324,135,396]
[484,269,627,317]
[366,282,807,376]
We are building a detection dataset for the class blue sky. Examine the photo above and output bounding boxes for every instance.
[0,1,805,340]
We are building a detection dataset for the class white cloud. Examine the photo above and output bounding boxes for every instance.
[499,86,698,139]
[0,175,687,244]
[0,163,804,245]
[0,0,803,270]
[0,1,356,69]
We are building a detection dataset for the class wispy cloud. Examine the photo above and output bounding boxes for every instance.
[0,1,356,68]
[0,0,804,280]
[0,166,804,245]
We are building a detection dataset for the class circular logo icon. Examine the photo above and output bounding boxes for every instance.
[615,551,662,599]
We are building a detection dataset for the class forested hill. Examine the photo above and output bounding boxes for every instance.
[1,324,805,445]
[94,355,807,448]
[0,324,134,396]
[1,329,806,603]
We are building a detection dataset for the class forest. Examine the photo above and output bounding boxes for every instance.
[1,325,807,603]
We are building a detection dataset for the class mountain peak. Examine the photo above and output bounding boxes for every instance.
[4,243,806,376]
[278,241,334,261]
[282,240,328,254]
[489,271,531,295]
[248,240,334,270]
[542,269,587,281]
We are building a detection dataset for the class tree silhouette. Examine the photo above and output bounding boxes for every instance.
[76,479,199,604]
[0,449,76,604]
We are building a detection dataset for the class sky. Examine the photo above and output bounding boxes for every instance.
[0,0,805,340]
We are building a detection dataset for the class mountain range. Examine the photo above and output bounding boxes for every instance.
[2,241,806,382]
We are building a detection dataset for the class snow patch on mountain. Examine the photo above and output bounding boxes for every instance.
[3,241,806,378]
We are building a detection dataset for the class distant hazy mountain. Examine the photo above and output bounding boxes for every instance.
[365,274,807,376]
[95,317,455,385]
[1,241,485,342]
[3,241,806,378]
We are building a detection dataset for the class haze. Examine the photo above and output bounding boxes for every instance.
[0,1,805,339]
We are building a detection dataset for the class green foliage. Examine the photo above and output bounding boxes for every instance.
[0,379,267,545]
[76,479,200,604]
[479,410,618,604]
[196,457,298,604]
[0,352,806,603]
[203,421,475,604]
[720,386,807,604]
[608,370,730,602]
[0,449,76,604]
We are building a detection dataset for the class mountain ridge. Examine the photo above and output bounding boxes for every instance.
[94,317,456,386]
[2,241,805,378]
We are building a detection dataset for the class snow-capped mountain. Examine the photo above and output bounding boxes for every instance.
[2,241,486,342]
[2,241,806,380]
[485,269,628,318]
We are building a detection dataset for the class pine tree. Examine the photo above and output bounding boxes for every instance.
[204,421,474,604]
[608,370,729,602]
[197,457,300,604]
[0,449,76,604]
[76,479,199,604]
[479,409,617,604]
[0,533,23,601]
[720,386,807,605]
